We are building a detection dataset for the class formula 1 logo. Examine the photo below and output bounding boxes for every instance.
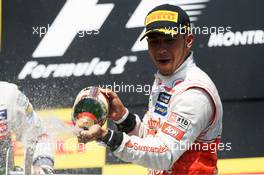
[18,0,139,79]
[126,0,211,52]
[33,0,114,58]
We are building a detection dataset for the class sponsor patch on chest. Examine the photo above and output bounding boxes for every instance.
[168,113,191,130]
[161,122,185,141]
[154,103,167,116]
[176,116,191,130]
[0,106,8,140]
[157,92,171,104]
[0,109,7,120]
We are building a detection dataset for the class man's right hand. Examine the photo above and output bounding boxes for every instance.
[100,88,127,121]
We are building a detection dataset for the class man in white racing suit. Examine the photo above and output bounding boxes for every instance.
[0,81,54,174]
[77,4,223,175]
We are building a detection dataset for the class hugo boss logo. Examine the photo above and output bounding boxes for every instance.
[157,92,171,104]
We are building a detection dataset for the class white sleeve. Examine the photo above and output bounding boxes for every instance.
[12,89,54,162]
[113,89,213,170]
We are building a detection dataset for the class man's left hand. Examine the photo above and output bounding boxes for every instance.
[78,124,108,144]
[32,165,54,174]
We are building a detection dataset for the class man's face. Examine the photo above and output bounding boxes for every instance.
[147,33,191,76]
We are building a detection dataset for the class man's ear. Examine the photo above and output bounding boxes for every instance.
[186,34,194,48]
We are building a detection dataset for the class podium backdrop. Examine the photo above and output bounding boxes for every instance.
[1,0,264,174]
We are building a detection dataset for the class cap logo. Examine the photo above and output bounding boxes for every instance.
[145,10,178,26]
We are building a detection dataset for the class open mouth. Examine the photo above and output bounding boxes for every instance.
[157,59,171,64]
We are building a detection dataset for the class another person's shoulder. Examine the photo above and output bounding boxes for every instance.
[0,81,18,89]
[0,82,22,109]
[0,81,27,103]
[0,81,19,93]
